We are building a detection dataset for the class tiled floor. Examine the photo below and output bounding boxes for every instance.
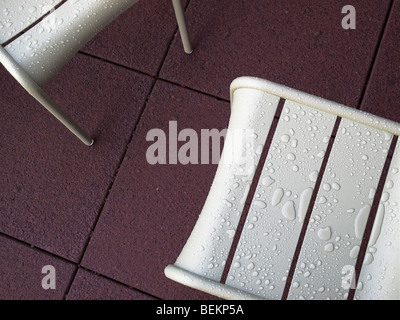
[0,0,398,300]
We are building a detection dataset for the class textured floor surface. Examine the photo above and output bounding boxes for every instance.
[0,0,398,300]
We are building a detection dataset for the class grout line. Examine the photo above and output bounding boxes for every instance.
[347,135,398,300]
[219,99,285,284]
[0,231,77,265]
[75,266,162,300]
[356,0,394,110]
[64,0,202,299]
[281,116,342,300]
[63,1,193,295]
[0,232,162,300]
[63,1,195,296]
[62,76,158,300]
[77,50,230,103]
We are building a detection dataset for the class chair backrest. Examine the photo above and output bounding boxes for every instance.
[165,77,400,300]
[1,0,139,87]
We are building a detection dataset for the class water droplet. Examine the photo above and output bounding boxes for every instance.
[385,180,394,189]
[298,188,313,223]
[262,175,275,187]
[322,183,331,191]
[318,196,327,204]
[381,192,390,202]
[317,151,325,158]
[308,170,319,182]
[317,227,332,241]
[226,229,236,239]
[282,201,296,221]
[254,200,267,209]
[324,243,334,252]
[287,153,296,161]
[350,245,360,259]
[223,199,233,208]
[368,204,385,247]
[247,263,255,270]
[355,205,371,240]
[364,253,374,265]
[281,134,290,143]
[368,188,376,199]
[272,188,284,206]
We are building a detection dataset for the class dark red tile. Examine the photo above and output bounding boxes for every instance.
[66,268,155,300]
[81,0,188,75]
[81,80,229,300]
[360,0,400,122]
[0,235,75,300]
[161,0,391,107]
[0,53,154,262]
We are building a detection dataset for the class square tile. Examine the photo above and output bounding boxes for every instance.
[82,80,229,299]
[360,0,400,122]
[0,234,75,300]
[66,268,156,300]
[82,0,188,75]
[161,0,391,106]
[0,53,154,262]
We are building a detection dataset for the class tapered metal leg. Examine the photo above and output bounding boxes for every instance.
[172,0,193,54]
[0,46,93,146]
[33,89,94,146]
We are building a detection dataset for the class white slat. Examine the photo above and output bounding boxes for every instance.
[0,0,64,44]
[174,88,280,282]
[287,119,392,300]
[226,100,337,299]
[354,139,400,300]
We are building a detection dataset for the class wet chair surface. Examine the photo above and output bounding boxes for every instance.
[165,76,400,300]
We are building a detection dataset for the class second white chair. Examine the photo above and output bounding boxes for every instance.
[165,77,400,300]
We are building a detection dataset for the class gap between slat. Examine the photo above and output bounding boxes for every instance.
[219,98,285,284]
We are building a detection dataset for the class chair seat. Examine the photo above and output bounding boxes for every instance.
[0,0,64,44]
[165,77,400,300]
[3,0,139,87]
[0,0,192,145]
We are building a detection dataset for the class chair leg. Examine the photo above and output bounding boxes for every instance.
[0,46,93,146]
[172,0,193,54]
[34,89,94,146]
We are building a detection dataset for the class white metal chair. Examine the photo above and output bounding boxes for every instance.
[0,0,192,146]
[165,77,400,300]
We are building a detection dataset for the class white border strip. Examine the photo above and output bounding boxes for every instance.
[165,265,264,300]
[230,76,400,136]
